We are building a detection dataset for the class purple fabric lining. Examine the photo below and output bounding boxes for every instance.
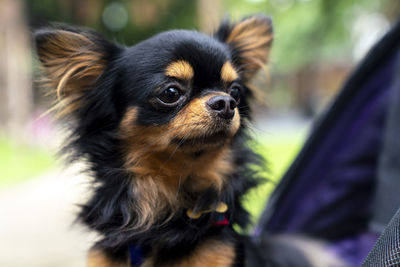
[328,232,380,266]
[255,21,400,266]
[256,55,398,265]
[265,58,396,235]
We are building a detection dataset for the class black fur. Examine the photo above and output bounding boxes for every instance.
[35,15,272,266]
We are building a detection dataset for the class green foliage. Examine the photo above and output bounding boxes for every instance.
[27,0,197,45]
[225,0,388,72]
[243,129,306,223]
[0,138,54,188]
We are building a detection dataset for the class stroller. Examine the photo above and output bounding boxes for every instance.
[255,19,400,266]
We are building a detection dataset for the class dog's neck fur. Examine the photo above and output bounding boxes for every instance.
[124,145,235,231]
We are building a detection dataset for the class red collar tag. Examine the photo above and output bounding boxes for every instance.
[212,215,229,227]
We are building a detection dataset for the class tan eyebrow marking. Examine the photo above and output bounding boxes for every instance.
[165,60,194,80]
[221,61,238,83]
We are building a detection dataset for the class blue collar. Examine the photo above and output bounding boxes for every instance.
[129,245,143,267]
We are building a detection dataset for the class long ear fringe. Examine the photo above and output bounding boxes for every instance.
[214,14,273,101]
[34,25,117,117]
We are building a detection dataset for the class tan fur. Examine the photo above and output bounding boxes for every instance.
[141,239,235,267]
[165,60,194,81]
[226,16,273,81]
[120,92,240,150]
[87,249,129,267]
[221,61,238,83]
[119,92,240,231]
[36,30,106,116]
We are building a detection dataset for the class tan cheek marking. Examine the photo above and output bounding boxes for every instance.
[221,61,238,83]
[170,96,212,139]
[170,92,228,139]
[120,107,171,149]
[230,109,241,136]
[120,107,138,132]
[171,92,241,140]
[190,146,235,191]
[120,93,240,150]
[165,60,194,80]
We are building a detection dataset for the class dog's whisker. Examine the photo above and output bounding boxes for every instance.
[167,128,195,161]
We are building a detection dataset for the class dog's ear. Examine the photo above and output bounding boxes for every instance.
[214,15,273,81]
[34,26,120,116]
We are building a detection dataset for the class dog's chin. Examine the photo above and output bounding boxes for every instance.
[172,130,236,152]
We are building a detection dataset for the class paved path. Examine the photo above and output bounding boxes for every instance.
[0,166,95,267]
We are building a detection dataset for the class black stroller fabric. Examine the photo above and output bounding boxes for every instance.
[257,19,400,266]
[370,47,400,233]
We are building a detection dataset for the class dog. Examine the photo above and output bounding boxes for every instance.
[35,14,276,266]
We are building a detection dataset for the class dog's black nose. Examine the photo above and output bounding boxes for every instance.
[207,95,237,120]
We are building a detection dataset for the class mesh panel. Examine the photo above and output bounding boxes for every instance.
[363,208,400,266]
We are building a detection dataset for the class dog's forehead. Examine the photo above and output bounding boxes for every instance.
[157,30,230,62]
[168,35,232,86]
[126,30,234,86]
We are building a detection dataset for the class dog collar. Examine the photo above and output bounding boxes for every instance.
[129,203,229,266]
[212,214,230,227]
[186,202,228,219]
[129,245,143,267]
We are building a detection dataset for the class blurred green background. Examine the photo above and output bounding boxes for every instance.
[0,1,398,266]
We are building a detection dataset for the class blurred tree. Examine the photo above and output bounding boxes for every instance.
[225,0,398,114]
[197,0,223,32]
[226,0,397,73]
[0,0,32,139]
[27,0,197,45]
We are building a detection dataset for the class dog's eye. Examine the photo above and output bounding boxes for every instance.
[229,87,241,103]
[158,87,182,104]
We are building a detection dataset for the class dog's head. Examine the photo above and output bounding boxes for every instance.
[35,15,273,230]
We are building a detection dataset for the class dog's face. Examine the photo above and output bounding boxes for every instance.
[118,31,245,155]
[35,15,272,221]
